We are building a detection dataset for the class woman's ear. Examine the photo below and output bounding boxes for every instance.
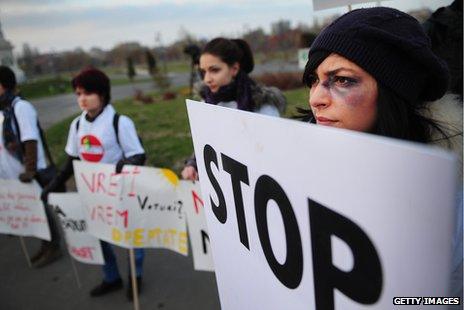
[231,62,240,77]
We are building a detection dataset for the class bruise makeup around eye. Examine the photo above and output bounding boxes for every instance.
[322,74,367,107]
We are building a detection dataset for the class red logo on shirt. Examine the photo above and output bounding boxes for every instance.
[80,135,104,162]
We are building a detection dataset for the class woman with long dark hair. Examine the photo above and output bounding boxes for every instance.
[301,7,462,299]
[182,37,286,180]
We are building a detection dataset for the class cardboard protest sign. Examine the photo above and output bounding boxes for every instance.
[312,0,382,11]
[178,181,214,271]
[186,99,457,310]
[0,179,50,240]
[49,193,104,265]
[74,161,188,255]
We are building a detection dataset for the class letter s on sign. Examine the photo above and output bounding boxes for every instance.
[204,144,227,223]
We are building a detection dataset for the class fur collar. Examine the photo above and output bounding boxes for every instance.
[195,82,287,114]
[423,93,463,178]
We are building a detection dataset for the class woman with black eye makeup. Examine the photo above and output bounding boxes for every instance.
[181,37,287,181]
[300,7,462,301]
[301,7,462,146]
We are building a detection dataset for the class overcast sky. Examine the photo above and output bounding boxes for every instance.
[0,0,453,54]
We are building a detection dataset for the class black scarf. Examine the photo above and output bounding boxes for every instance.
[0,90,22,162]
[85,105,106,122]
[202,71,255,111]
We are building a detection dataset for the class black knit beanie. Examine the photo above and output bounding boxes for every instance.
[305,7,450,103]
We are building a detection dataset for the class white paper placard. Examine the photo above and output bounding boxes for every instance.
[186,99,457,310]
[74,161,188,255]
[0,179,50,241]
[49,193,104,265]
[178,181,214,271]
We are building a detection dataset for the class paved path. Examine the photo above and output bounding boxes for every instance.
[0,234,220,310]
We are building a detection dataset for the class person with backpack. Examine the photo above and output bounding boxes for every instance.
[181,37,287,180]
[423,0,462,98]
[0,65,63,268]
[41,67,146,300]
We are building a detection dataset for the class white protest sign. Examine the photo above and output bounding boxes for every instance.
[119,165,188,254]
[178,181,214,271]
[73,161,120,243]
[0,179,50,240]
[186,99,457,310]
[74,161,188,255]
[0,114,24,179]
[313,0,382,11]
[49,193,104,265]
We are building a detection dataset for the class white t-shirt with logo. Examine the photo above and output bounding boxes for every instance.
[65,104,144,164]
[0,98,47,179]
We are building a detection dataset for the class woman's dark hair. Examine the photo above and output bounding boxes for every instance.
[72,67,111,105]
[0,66,17,91]
[202,38,254,73]
[200,38,257,111]
[295,83,449,144]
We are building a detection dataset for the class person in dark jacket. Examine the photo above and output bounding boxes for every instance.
[423,0,462,98]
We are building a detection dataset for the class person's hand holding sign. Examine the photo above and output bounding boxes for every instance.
[181,166,198,181]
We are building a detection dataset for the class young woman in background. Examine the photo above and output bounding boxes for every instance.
[182,37,286,180]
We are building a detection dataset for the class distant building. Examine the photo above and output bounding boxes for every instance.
[0,18,25,82]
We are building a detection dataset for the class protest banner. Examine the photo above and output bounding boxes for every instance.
[74,161,188,255]
[186,99,458,310]
[312,0,382,11]
[178,181,214,271]
[48,193,104,265]
[0,179,50,241]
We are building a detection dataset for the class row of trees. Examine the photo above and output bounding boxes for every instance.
[17,8,432,78]
[17,18,317,77]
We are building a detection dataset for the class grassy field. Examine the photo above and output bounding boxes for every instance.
[19,76,74,99]
[254,50,298,64]
[19,74,154,100]
[19,52,300,100]
[45,87,309,175]
[18,61,190,100]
